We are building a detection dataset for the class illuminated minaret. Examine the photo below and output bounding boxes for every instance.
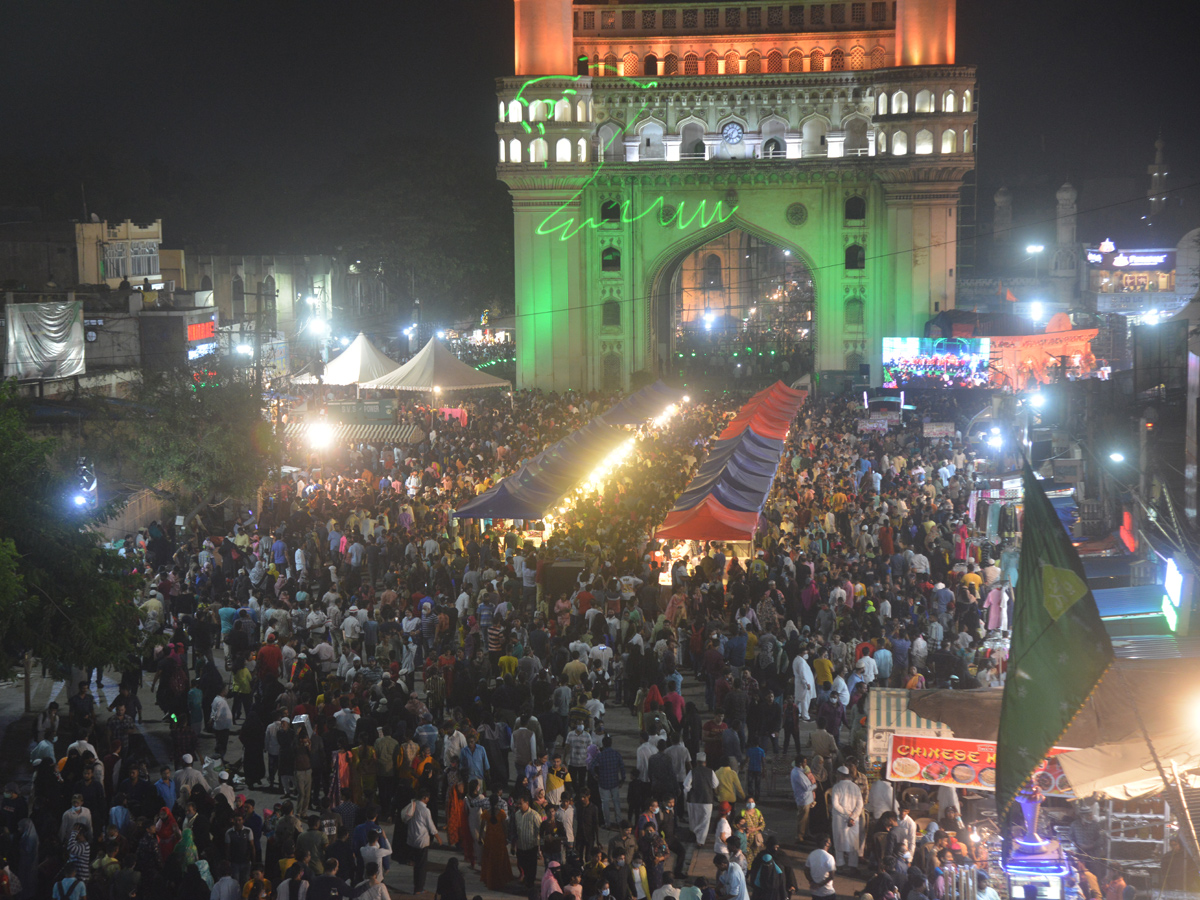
[514,0,574,76]
[895,0,957,66]
[1147,133,1166,218]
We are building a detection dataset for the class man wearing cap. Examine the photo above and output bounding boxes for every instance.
[683,751,718,846]
[830,766,864,870]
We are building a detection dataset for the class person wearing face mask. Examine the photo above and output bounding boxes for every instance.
[603,851,638,900]
[60,794,92,844]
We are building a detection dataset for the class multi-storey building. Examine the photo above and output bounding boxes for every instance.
[499,0,975,391]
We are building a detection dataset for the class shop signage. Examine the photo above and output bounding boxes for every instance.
[886,734,1074,796]
[858,419,889,433]
[923,422,955,438]
[187,319,216,342]
[1086,248,1175,270]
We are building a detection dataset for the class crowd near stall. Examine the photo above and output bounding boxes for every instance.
[4,370,1198,900]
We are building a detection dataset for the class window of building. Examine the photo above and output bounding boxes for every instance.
[725,50,741,73]
[644,54,659,75]
[852,2,865,23]
[810,48,824,70]
[529,138,548,163]
[763,138,783,156]
[604,53,618,75]
[643,9,656,29]
[872,1,886,20]
[602,299,621,326]
[583,11,595,29]
[103,242,128,279]
[684,8,699,27]
[811,4,825,24]
[600,200,622,222]
[705,8,720,28]
[508,99,523,122]
[665,53,679,75]
[845,244,866,269]
[768,49,784,72]
[664,9,677,28]
[831,4,845,24]
[849,46,864,68]
[603,353,622,390]
[556,138,572,162]
[788,48,804,71]
[130,241,159,277]
[705,51,720,74]
[877,93,888,115]
[877,130,887,153]
[914,89,933,112]
[555,98,572,121]
[624,52,640,76]
[845,297,864,325]
[961,127,970,151]
[200,275,213,291]
[769,6,784,27]
[940,128,956,154]
[748,8,762,27]
[942,89,956,112]
[845,196,866,220]
[746,50,762,73]
[577,99,588,120]
[891,130,907,154]
[789,5,804,27]
[845,350,865,372]
[622,10,636,29]
[578,138,588,162]
[891,90,908,114]
[685,53,700,74]
[577,55,590,75]
[703,254,724,288]
[726,7,741,27]
[601,247,622,271]
[961,89,972,112]
[914,128,933,154]
[602,10,615,29]
[831,48,845,69]
[510,138,522,162]
[870,46,886,67]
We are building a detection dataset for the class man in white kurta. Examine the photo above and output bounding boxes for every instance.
[791,652,815,720]
[830,767,864,868]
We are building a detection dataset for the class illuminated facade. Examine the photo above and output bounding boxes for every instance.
[500,0,976,391]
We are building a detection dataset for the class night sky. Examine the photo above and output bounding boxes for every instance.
[2,0,1197,254]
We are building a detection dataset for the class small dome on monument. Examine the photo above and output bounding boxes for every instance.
[994,186,1012,206]
[1056,182,1077,203]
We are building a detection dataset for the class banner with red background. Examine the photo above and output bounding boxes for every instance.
[887,734,1074,796]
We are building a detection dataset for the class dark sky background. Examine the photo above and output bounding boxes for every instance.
[2,0,1197,258]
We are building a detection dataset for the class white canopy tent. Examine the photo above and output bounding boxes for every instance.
[292,333,399,385]
[360,336,511,392]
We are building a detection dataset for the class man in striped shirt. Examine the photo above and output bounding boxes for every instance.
[513,795,544,891]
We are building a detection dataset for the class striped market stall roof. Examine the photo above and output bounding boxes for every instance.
[867,688,954,762]
[284,422,424,445]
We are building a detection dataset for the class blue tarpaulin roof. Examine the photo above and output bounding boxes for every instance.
[1094,584,1166,618]
[598,380,684,426]
[453,418,628,520]
[670,430,785,513]
[1049,495,1078,531]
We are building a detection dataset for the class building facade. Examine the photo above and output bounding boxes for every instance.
[499,0,976,391]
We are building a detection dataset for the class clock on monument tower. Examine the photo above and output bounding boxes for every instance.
[722,122,744,144]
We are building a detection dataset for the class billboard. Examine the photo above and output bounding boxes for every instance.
[881,337,991,389]
[3,300,86,380]
[886,734,1074,797]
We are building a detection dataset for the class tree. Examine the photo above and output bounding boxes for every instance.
[0,380,139,675]
[86,363,280,529]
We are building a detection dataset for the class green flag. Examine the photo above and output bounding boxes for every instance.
[996,462,1114,816]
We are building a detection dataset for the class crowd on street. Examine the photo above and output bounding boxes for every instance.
[4,383,1088,900]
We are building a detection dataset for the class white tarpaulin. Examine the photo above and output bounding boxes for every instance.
[292,332,399,385]
[1056,728,1200,800]
[3,300,86,380]
[360,336,510,391]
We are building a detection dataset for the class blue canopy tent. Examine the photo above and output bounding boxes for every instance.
[598,380,684,426]
[669,430,785,513]
[453,419,628,520]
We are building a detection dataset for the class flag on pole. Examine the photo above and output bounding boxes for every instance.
[996,463,1114,817]
[1006,289,1019,303]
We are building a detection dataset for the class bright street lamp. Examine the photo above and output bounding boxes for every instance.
[1027,244,1045,279]
[308,319,329,335]
[1030,301,1044,323]
[1029,393,1046,409]
[1109,452,1126,463]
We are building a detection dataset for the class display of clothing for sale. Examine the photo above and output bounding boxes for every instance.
[998,504,1021,541]
[1000,548,1019,588]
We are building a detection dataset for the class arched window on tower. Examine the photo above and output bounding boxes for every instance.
[530,100,548,122]
[556,138,572,162]
[603,53,618,76]
[508,100,524,122]
[578,138,588,162]
[831,48,845,70]
[849,46,865,69]
[499,139,505,163]
[601,247,622,271]
[914,128,933,154]
[877,93,888,115]
[577,99,588,121]
[891,90,908,114]
[845,350,865,372]
[602,299,621,326]
[845,196,866,220]
[877,130,887,153]
[942,89,956,112]
[703,254,723,289]
[962,127,971,152]
[499,101,506,122]
[509,138,523,162]
[845,297,865,325]
[940,129,957,154]
[623,52,639,76]
[644,54,659,76]
[529,138,548,163]
[664,53,679,75]
[891,130,907,154]
[914,89,933,113]
[684,53,699,75]
[555,99,572,122]
[809,49,825,71]
[870,46,886,68]
[745,50,762,73]
[768,50,783,73]
[845,244,866,270]
[763,138,783,157]
[704,51,720,75]
[200,274,213,291]
[600,200,622,223]
[789,49,804,72]
[961,90,972,112]
[724,50,741,74]
[577,55,590,76]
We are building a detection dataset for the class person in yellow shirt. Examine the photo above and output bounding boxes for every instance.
[812,650,834,687]
[714,759,746,804]
[498,647,520,678]
[960,565,983,593]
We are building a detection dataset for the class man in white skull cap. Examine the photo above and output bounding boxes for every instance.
[830,765,864,869]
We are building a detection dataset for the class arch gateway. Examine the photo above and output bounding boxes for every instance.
[502,0,975,392]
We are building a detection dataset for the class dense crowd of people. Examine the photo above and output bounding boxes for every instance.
[5,384,1071,900]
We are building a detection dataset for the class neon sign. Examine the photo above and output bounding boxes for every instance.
[187,320,216,342]
[512,66,740,242]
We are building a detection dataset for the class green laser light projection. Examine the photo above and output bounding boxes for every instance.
[512,69,740,242]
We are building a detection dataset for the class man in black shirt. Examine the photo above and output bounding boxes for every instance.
[307,856,350,900]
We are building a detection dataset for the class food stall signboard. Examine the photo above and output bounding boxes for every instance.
[923,422,955,439]
[887,735,1074,796]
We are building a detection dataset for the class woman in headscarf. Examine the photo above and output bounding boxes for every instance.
[155,806,182,862]
[435,857,468,900]
[480,794,514,890]
[172,823,199,871]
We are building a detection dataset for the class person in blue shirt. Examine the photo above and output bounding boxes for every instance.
[745,739,766,799]
[460,734,490,784]
[715,853,748,900]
